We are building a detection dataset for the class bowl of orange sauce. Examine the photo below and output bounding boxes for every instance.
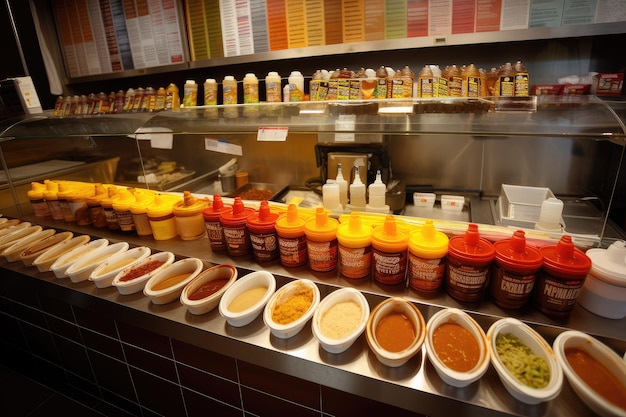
[425,308,490,387]
[180,264,238,315]
[144,257,203,304]
[554,330,626,417]
[366,297,425,368]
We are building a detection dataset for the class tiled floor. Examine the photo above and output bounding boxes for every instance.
[0,363,131,417]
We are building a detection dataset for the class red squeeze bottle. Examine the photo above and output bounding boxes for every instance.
[445,223,495,304]
[489,230,543,310]
[220,197,255,256]
[532,235,592,318]
[203,194,231,252]
[246,200,280,263]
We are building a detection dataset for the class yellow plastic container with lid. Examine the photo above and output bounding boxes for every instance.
[112,188,137,232]
[275,204,308,267]
[173,191,209,240]
[100,186,121,230]
[371,214,409,286]
[43,180,64,221]
[130,189,156,236]
[336,212,373,279]
[304,206,339,272]
[28,182,50,218]
[146,193,181,240]
[407,219,449,295]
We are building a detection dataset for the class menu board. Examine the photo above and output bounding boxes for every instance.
[56,0,185,77]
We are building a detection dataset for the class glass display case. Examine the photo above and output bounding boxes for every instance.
[0,95,625,416]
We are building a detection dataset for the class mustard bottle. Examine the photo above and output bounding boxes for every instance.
[304,207,339,272]
[173,191,208,240]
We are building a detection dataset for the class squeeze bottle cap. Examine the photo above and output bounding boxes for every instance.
[112,188,136,211]
[371,214,409,252]
[493,230,543,272]
[28,182,46,199]
[408,219,449,259]
[304,207,338,241]
[337,212,373,248]
[174,191,207,215]
[220,197,255,227]
[202,194,231,220]
[448,223,495,265]
[275,204,307,238]
[247,200,279,233]
[540,235,591,278]
[586,240,626,286]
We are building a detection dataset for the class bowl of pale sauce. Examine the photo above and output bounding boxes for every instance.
[366,297,425,368]
[90,246,152,288]
[66,242,130,283]
[144,257,203,304]
[425,308,490,387]
[50,239,109,279]
[180,264,238,315]
[312,287,369,354]
[219,270,276,327]
[554,330,626,417]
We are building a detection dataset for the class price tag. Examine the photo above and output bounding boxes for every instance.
[257,126,288,141]
[205,138,243,155]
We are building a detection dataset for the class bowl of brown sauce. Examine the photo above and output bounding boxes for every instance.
[365,297,425,368]
[180,263,238,315]
[425,308,490,387]
[554,330,626,417]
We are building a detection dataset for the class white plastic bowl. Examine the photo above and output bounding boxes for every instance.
[425,308,490,387]
[312,287,369,354]
[487,318,563,404]
[144,257,203,304]
[2,229,56,262]
[33,234,91,272]
[90,246,152,289]
[0,225,42,252]
[19,231,73,266]
[180,264,238,315]
[263,279,320,339]
[554,330,626,417]
[0,218,21,231]
[112,251,175,295]
[50,238,109,278]
[66,242,129,283]
[219,271,276,328]
[0,221,30,239]
[366,297,426,368]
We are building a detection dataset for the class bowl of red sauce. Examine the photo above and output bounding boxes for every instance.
[180,264,238,315]
[365,297,425,368]
[554,330,626,417]
[425,308,490,387]
[113,251,174,295]
[144,257,204,304]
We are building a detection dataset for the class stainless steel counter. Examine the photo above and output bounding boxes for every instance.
[5,212,626,417]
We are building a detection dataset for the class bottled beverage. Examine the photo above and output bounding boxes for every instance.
[514,60,530,97]
[417,65,434,98]
[222,76,238,105]
[288,70,305,102]
[114,90,125,113]
[375,65,388,99]
[155,87,166,111]
[265,71,282,102]
[431,65,447,97]
[204,78,218,105]
[243,73,259,104]
[182,80,198,107]
[132,87,144,112]
[486,67,499,96]
[463,63,482,98]
[123,88,135,112]
[495,62,515,97]
[53,96,64,117]
[144,87,156,112]
[165,83,180,109]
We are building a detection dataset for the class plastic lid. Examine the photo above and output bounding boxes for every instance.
[540,235,592,278]
[173,191,207,216]
[247,200,279,233]
[185,79,196,84]
[336,212,373,248]
[220,197,255,227]
[205,78,216,83]
[267,71,279,76]
[224,75,235,81]
[371,215,409,252]
[146,194,181,217]
[304,207,339,241]
[203,194,231,220]
[111,188,136,211]
[493,230,543,272]
[275,204,307,238]
[408,219,449,259]
[130,191,155,214]
[586,240,626,286]
[447,224,495,265]
[27,182,46,199]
